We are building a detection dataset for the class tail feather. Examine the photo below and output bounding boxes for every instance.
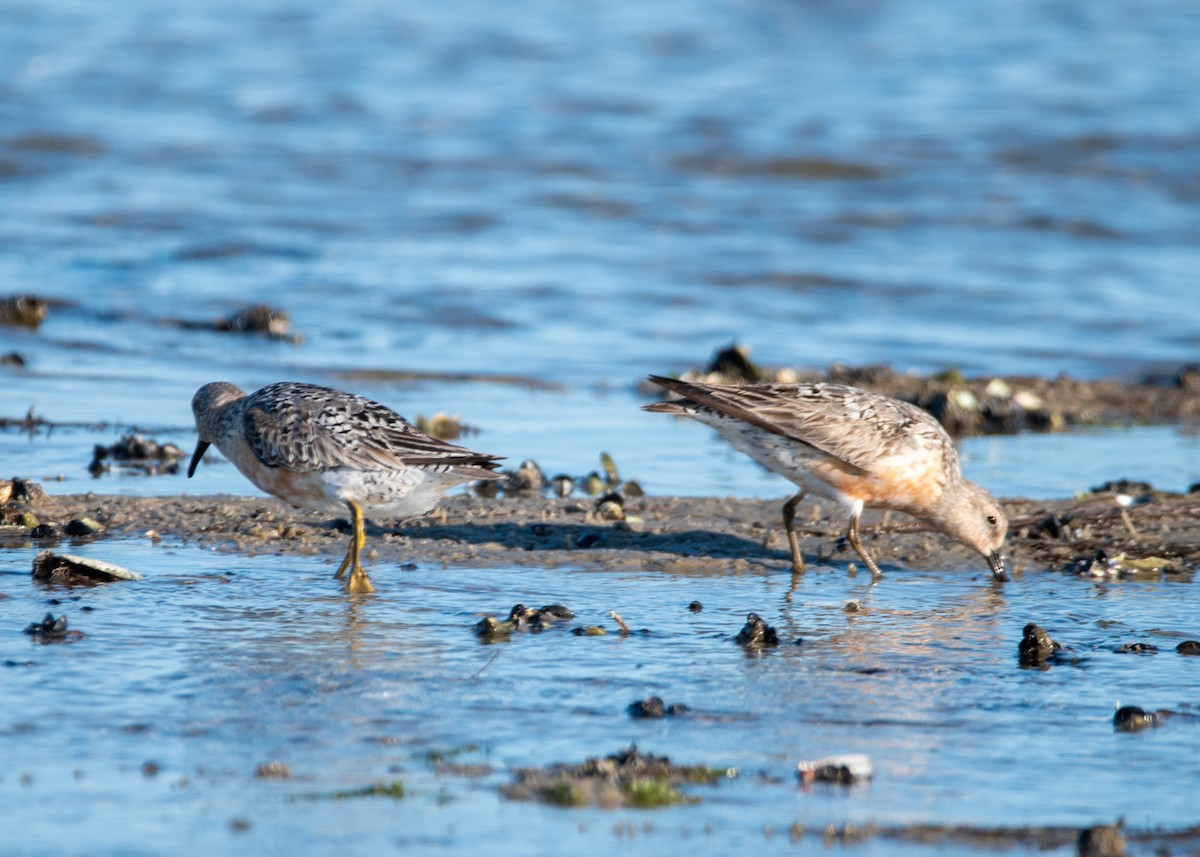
[643,375,700,414]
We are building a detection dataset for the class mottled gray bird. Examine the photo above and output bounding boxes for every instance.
[188,381,502,593]
[644,375,1007,580]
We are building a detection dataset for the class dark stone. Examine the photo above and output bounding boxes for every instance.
[1028,514,1070,540]
[23,613,83,642]
[704,343,764,383]
[1113,706,1159,733]
[1077,823,1125,857]
[628,697,665,718]
[575,531,604,549]
[1018,623,1061,665]
[735,612,779,648]
[627,697,690,719]
[29,523,61,540]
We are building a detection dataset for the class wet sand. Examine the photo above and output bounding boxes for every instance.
[6,481,1197,582]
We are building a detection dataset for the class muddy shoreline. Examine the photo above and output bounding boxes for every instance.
[4,481,1197,582]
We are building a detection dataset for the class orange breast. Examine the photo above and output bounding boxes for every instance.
[809,456,944,514]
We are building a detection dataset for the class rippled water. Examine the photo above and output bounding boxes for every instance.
[3,550,1198,856]
[3,0,1200,852]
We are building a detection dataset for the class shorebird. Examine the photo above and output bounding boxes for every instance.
[188,381,503,593]
[644,376,1007,580]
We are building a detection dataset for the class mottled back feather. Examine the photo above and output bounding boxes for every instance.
[645,375,955,473]
[243,383,503,478]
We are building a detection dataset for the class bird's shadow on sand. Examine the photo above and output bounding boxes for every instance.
[335,518,793,565]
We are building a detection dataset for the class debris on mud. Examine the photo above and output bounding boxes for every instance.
[627,697,690,719]
[23,613,84,642]
[474,603,573,640]
[32,551,143,585]
[501,745,734,808]
[63,518,105,537]
[0,477,47,508]
[1067,549,1189,579]
[735,612,780,648]
[1018,623,1066,667]
[8,475,1200,583]
[89,433,182,477]
[797,753,874,785]
[484,452,645,505]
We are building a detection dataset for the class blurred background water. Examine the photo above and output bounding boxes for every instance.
[2,0,1199,500]
[2,0,1200,853]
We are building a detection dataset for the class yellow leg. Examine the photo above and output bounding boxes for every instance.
[846,513,882,578]
[782,493,806,574]
[333,500,374,594]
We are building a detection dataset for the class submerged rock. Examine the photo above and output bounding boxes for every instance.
[1113,706,1160,733]
[797,754,873,785]
[23,613,84,642]
[627,697,690,719]
[735,612,779,648]
[1018,623,1062,666]
[474,603,573,639]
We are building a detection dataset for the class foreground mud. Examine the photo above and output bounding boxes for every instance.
[2,480,1197,581]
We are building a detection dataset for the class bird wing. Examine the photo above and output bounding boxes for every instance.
[243,383,503,476]
[647,375,946,472]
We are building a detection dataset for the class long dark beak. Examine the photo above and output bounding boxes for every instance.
[187,439,210,478]
[988,550,1007,582]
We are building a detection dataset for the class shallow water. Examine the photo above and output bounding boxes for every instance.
[2,0,1200,852]
[2,547,1198,856]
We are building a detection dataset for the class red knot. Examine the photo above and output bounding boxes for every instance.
[188,381,503,593]
[644,375,1007,580]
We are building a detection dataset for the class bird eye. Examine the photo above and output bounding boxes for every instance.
[986,515,997,525]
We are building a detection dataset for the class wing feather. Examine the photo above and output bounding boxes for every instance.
[244,383,503,476]
[646,375,948,471]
